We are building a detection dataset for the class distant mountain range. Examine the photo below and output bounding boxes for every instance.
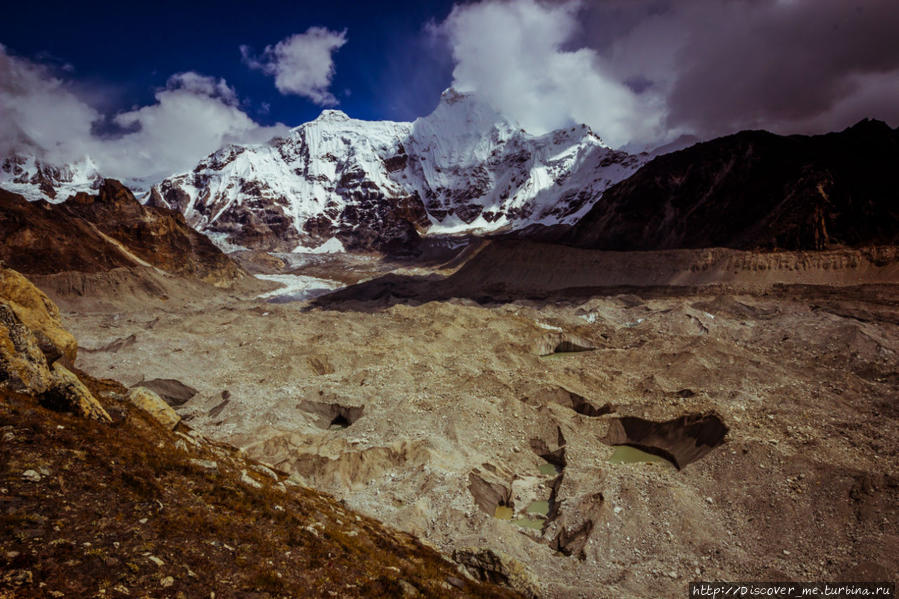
[2,95,897,257]
[146,89,643,254]
[1,89,643,255]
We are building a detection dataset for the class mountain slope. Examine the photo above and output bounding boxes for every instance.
[565,119,899,251]
[149,89,643,253]
[0,266,524,599]
[0,180,245,286]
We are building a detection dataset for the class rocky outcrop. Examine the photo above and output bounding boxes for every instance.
[127,387,181,430]
[566,119,899,251]
[452,548,540,599]
[0,181,246,287]
[0,267,77,365]
[65,180,246,286]
[0,266,110,422]
[0,301,51,393]
[42,363,112,423]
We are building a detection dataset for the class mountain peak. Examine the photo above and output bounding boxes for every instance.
[439,87,471,105]
[314,109,352,123]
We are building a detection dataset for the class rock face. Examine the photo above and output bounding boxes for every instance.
[453,548,540,599]
[0,301,52,393]
[566,119,899,251]
[127,387,181,430]
[0,267,77,365]
[0,266,110,422]
[148,89,643,253]
[42,363,112,423]
[0,180,245,286]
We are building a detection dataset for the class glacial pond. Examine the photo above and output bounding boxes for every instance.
[608,445,676,468]
[493,505,546,530]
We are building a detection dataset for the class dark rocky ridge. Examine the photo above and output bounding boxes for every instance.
[566,119,899,251]
[0,180,245,287]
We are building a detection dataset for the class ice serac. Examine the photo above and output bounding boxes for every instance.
[149,89,644,254]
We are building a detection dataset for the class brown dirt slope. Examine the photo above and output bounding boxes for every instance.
[0,269,518,599]
[566,119,899,251]
[313,240,899,307]
[0,379,524,599]
[0,265,523,599]
[0,180,244,287]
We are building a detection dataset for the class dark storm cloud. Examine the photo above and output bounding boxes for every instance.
[587,0,899,139]
[438,0,898,148]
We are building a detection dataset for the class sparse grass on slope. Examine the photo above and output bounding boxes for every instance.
[0,371,524,599]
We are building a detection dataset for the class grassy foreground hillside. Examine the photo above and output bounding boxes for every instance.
[0,265,522,599]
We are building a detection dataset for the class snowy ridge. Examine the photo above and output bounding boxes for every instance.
[1,89,646,254]
[0,154,104,202]
[149,89,645,253]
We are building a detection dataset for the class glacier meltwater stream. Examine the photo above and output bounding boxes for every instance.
[255,274,345,303]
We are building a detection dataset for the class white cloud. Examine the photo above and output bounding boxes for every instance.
[241,27,347,106]
[165,72,239,106]
[0,44,99,159]
[437,0,665,148]
[0,46,288,183]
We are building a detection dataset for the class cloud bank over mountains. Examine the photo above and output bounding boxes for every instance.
[435,0,899,148]
[0,45,287,182]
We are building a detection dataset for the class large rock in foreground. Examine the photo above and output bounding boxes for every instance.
[0,267,77,364]
[0,266,109,422]
[127,386,181,430]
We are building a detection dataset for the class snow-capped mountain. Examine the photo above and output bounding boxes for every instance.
[149,89,644,253]
[0,154,104,202]
[0,89,645,254]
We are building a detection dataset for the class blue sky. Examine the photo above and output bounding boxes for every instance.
[0,0,457,127]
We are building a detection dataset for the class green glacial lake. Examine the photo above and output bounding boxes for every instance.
[513,518,544,530]
[526,500,549,516]
[494,504,546,530]
[608,445,675,468]
[494,506,514,520]
[538,461,562,475]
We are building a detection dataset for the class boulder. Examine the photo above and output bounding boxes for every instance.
[0,301,53,394]
[452,547,540,599]
[1,269,111,424]
[0,267,77,365]
[134,378,197,407]
[127,386,181,430]
[41,363,112,423]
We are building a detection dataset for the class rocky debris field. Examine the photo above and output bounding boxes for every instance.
[0,264,524,599]
[63,250,899,599]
